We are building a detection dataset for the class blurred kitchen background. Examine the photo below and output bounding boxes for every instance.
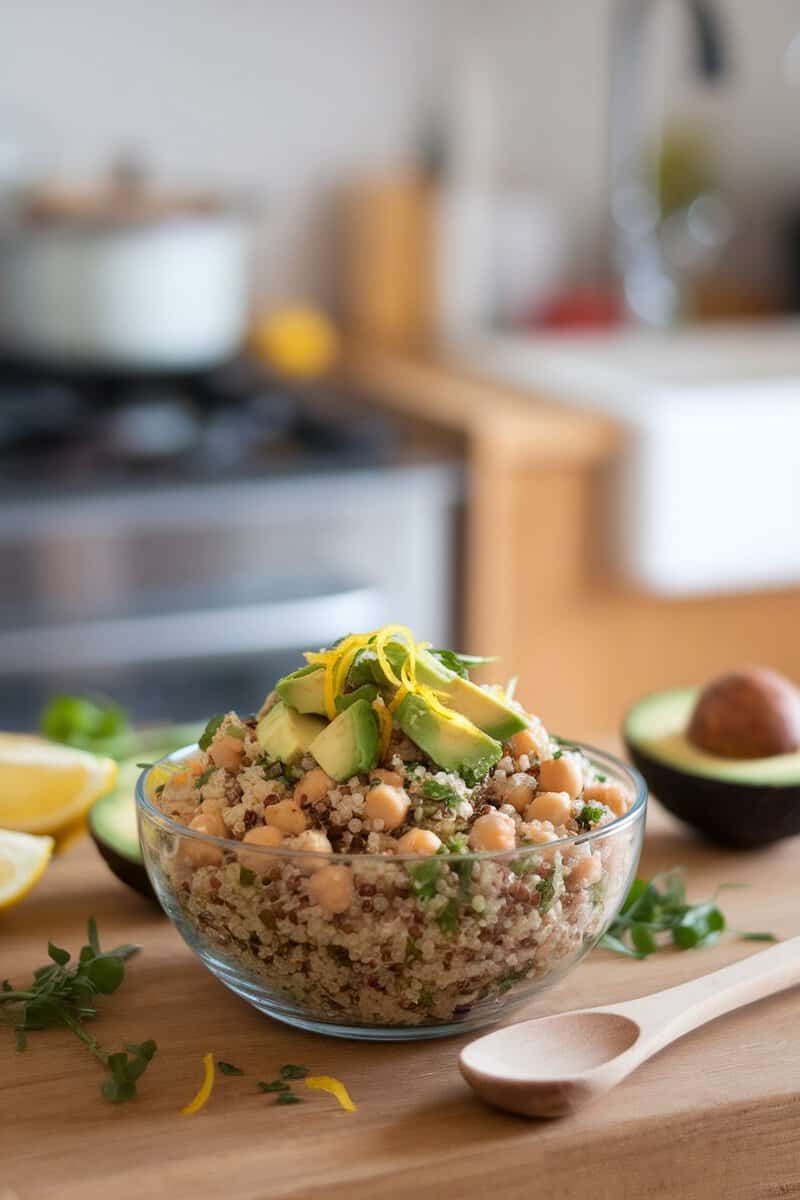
[3,0,800,736]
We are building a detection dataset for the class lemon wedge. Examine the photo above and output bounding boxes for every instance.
[0,828,55,910]
[0,734,117,837]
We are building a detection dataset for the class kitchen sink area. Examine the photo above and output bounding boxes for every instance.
[459,319,800,596]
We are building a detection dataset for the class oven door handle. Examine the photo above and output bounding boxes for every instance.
[0,586,383,675]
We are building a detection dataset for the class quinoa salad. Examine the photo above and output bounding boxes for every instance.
[144,626,644,1029]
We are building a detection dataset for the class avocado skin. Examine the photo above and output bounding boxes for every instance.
[90,824,157,900]
[625,739,800,849]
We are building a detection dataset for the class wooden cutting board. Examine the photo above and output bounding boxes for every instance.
[3,793,799,1200]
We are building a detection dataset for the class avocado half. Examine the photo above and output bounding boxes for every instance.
[89,758,156,900]
[624,687,800,849]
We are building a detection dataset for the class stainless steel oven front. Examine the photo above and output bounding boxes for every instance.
[0,463,460,727]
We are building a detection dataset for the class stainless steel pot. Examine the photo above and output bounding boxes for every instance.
[0,169,252,371]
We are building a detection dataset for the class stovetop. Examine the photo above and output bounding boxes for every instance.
[0,357,396,497]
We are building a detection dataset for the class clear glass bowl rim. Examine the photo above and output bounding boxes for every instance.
[136,740,647,865]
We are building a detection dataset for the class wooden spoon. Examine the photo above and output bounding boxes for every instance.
[460,936,800,1118]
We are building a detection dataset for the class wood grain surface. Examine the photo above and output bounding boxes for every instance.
[3,785,800,1200]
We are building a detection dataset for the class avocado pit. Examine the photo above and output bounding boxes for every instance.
[687,668,800,760]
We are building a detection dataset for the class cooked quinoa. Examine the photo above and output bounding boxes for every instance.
[146,630,642,1028]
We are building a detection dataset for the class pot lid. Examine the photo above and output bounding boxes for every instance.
[19,159,232,228]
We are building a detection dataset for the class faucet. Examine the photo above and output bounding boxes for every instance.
[609,0,727,326]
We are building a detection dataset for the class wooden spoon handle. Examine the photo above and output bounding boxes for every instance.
[614,936,800,1054]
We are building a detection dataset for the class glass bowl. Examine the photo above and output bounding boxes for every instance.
[136,743,646,1041]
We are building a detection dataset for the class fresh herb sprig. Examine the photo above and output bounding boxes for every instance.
[0,918,156,1103]
[601,870,777,959]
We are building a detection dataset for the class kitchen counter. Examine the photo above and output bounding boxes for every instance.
[344,344,800,734]
[4,773,799,1200]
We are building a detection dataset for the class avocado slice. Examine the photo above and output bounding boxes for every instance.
[335,683,379,712]
[89,759,155,901]
[414,649,526,741]
[396,692,501,785]
[309,699,379,782]
[276,665,327,716]
[257,702,326,764]
[624,686,800,848]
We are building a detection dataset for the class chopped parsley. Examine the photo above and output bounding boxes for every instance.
[577,803,605,830]
[552,750,563,760]
[422,779,460,809]
[217,1061,244,1076]
[198,714,224,751]
[436,898,460,934]
[279,1064,309,1080]
[276,1091,303,1105]
[239,867,257,887]
[408,858,441,900]
[195,767,215,789]
[258,1079,290,1093]
[596,773,607,782]
[536,874,556,913]
[601,870,777,959]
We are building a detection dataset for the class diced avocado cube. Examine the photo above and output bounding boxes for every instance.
[256,702,326,764]
[414,649,526,741]
[275,665,327,716]
[395,693,502,785]
[335,683,379,712]
[309,699,379,782]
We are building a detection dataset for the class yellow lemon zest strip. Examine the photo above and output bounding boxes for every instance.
[418,684,484,734]
[372,697,393,759]
[305,1074,357,1112]
[181,1052,215,1115]
[374,625,415,689]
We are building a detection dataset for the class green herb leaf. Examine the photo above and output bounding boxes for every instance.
[276,1091,303,1105]
[422,779,460,809]
[239,867,257,887]
[737,931,778,942]
[258,1079,290,1093]
[198,714,224,751]
[577,803,604,830]
[0,919,154,1104]
[430,649,497,679]
[603,871,776,960]
[279,1064,309,1080]
[408,859,441,900]
[436,898,460,934]
[195,767,215,789]
[218,1061,244,1076]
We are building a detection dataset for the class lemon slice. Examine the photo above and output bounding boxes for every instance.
[0,734,117,837]
[0,828,54,909]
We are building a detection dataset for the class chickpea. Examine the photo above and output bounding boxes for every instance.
[509,722,549,762]
[265,799,309,835]
[291,829,333,873]
[469,811,516,852]
[308,865,354,914]
[197,808,226,838]
[371,768,404,788]
[364,784,410,832]
[569,852,602,887]
[538,753,583,800]
[239,824,284,872]
[520,819,557,845]
[583,782,630,818]
[208,732,244,772]
[525,790,572,827]
[294,766,335,808]
[183,815,223,867]
[505,775,536,813]
[396,828,442,856]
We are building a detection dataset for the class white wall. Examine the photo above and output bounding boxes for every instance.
[3,0,800,302]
